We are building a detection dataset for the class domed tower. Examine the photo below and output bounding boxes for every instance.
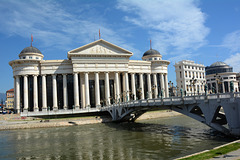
[19,46,44,60]
[141,40,170,98]
[142,48,162,61]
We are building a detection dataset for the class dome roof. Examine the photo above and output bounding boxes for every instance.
[210,61,227,67]
[20,46,42,55]
[143,49,160,57]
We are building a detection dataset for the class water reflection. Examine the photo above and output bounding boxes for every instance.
[0,116,235,160]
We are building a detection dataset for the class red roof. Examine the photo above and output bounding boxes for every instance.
[6,88,14,92]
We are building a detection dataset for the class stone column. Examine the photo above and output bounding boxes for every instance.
[147,73,152,99]
[74,73,79,108]
[105,72,110,105]
[118,73,122,102]
[52,75,58,110]
[131,73,136,100]
[63,74,68,109]
[85,72,90,107]
[222,82,225,93]
[228,81,230,93]
[164,74,169,97]
[139,73,144,99]
[23,75,28,112]
[115,72,119,102]
[80,74,85,108]
[153,73,158,98]
[42,75,47,111]
[215,81,219,93]
[160,73,165,97]
[124,72,129,102]
[95,72,101,107]
[15,76,20,113]
[33,75,38,111]
[13,76,16,111]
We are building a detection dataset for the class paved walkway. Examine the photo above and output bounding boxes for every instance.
[209,148,240,160]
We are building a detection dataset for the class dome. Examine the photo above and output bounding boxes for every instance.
[20,46,42,55]
[143,49,160,57]
[18,46,44,60]
[210,61,227,67]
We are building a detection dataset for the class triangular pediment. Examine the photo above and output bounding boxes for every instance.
[68,39,133,58]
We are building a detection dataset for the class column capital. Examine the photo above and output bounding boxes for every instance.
[62,73,67,76]
[33,74,38,77]
[41,74,46,77]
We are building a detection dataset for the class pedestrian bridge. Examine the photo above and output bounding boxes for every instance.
[22,93,240,136]
[103,92,240,136]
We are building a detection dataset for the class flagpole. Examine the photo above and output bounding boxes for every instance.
[99,29,101,39]
[31,34,33,47]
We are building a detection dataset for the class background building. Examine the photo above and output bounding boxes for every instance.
[6,88,14,109]
[9,39,170,114]
[174,60,206,96]
[206,61,238,93]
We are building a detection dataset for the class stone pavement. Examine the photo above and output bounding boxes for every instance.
[209,148,240,160]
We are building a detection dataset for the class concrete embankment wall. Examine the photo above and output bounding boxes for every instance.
[0,110,182,131]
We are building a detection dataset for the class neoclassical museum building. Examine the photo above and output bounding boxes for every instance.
[9,39,170,114]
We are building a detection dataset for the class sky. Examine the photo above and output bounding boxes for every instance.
[0,0,240,93]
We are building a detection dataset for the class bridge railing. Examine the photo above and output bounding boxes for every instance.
[102,92,240,109]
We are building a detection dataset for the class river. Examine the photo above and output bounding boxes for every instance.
[0,115,235,160]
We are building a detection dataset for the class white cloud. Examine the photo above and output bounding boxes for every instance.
[0,0,138,55]
[117,0,209,54]
[224,53,240,72]
[222,30,240,52]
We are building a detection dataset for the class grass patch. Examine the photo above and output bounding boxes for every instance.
[179,142,240,160]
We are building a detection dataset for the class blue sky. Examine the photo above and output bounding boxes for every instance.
[0,0,240,93]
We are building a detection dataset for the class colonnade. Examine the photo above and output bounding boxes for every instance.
[208,81,237,93]
[14,72,169,113]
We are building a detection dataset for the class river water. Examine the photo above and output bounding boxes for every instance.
[0,115,235,160]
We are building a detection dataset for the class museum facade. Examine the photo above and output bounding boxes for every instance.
[9,39,170,113]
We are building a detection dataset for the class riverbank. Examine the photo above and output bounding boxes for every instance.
[0,110,181,131]
[176,140,240,160]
